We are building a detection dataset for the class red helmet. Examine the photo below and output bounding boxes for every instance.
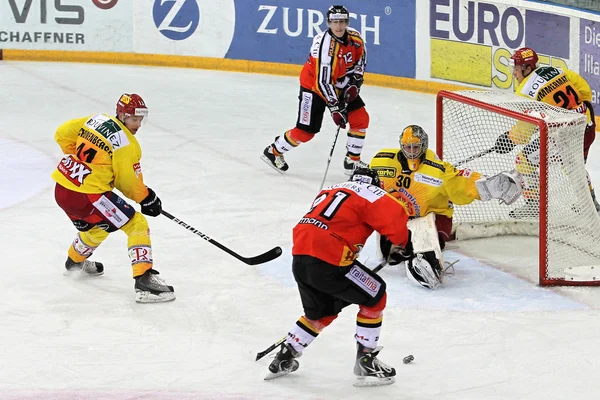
[116,93,148,117]
[510,47,538,70]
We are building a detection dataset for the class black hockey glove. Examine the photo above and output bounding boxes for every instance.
[343,74,363,103]
[388,231,414,265]
[494,131,516,154]
[328,101,348,129]
[140,187,162,217]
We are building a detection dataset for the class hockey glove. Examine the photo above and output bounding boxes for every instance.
[140,187,162,217]
[494,131,516,154]
[328,101,348,129]
[388,231,414,265]
[343,74,363,103]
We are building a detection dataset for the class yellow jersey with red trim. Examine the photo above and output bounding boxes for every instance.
[299,28,366,104]
[369,148,482,217]
[51,114,149,203]
[510,66,593,144]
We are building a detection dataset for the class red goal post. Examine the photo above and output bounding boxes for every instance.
[436,89,600,286]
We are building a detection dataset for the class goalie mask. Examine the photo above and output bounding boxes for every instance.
[405,252,442,290]
[350,167,382,188]
[400,125,428,171]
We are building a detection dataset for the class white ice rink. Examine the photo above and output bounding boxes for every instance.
[2,61,600,399]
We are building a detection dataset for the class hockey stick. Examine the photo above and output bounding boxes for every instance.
[455,146,495,166]
[371,260,388,274]
[161,210,283,265]
[255,336,286,361]
[318,126,342,191]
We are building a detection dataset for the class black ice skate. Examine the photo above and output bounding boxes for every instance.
[64,257,104,276]
[353,343,396,387]
[261,143,289,173]
[509,199,539,219]
[343,154,368,176]
[264,343,300,380]
[134,269,176,303]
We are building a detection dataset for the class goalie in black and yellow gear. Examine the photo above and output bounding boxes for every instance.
[370,125,522,288]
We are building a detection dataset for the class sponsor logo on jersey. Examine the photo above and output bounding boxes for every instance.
[414,173,443,187]
[374,151,396,159]
[297,217,328,230]
[57,155,91,187]
[458,168,474,178]
[153,0,200,41]
[346,265,380,297]
[133,162,142,177]
[422,158,445,172]
[374,167,396,178]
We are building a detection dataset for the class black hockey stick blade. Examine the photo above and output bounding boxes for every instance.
[256,337,286,361]
[161,210,283,265]
[239,246,283,265]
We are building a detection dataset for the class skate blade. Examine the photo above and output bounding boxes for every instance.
[260,154,286,174]
[63,268,104,277]
[264,369,294,381]
[135,291,176,303]
[353,376,395,387]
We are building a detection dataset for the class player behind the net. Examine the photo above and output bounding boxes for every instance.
[261,5,369,175]
[52,93,175,303]
[496,47,599,218]
[369,125,523,289]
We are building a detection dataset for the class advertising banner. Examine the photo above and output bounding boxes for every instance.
[579,18,600,115]
[224,0,416,78]
[0,0,132,51]
[429,0,571,90]
[133,0,235,58]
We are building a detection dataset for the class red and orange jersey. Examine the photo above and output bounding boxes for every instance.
[292,181,410,267]
[299,27,366,105]
[51,113,149,203]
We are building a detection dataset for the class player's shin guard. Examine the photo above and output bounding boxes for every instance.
[122,212,174,303]
[356,293,385,349]
[65,228,108,275]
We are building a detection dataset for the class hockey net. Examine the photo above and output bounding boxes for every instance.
[436,90,600,286]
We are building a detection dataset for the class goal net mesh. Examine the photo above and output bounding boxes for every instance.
[437,90,600,285]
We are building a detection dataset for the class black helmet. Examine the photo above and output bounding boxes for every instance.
[327,5,350,22]
[350,167,382,188]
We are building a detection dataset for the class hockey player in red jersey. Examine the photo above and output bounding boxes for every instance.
[52,93,175,303]
[261,5,369,175]
[265,168,412,387]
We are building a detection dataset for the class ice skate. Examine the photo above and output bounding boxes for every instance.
[353,343,396,387]
[261,143,289,173]
[509,199,538,219]
[264,343,300,380]
[134,269,176,303]
[344,154,368,176]
[64,257,104,276]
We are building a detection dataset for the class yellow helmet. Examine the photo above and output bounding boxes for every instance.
[400,125,428,170]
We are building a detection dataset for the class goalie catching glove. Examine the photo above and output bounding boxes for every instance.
[475,170,523,205]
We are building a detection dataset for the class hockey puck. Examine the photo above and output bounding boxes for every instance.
[403,354,414,364]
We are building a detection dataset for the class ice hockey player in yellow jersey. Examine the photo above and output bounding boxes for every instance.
[52,93,175,303]
[498,47,599,218]
[369,125,522,287]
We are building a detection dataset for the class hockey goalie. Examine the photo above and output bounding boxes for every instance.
[369,125,523,289]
